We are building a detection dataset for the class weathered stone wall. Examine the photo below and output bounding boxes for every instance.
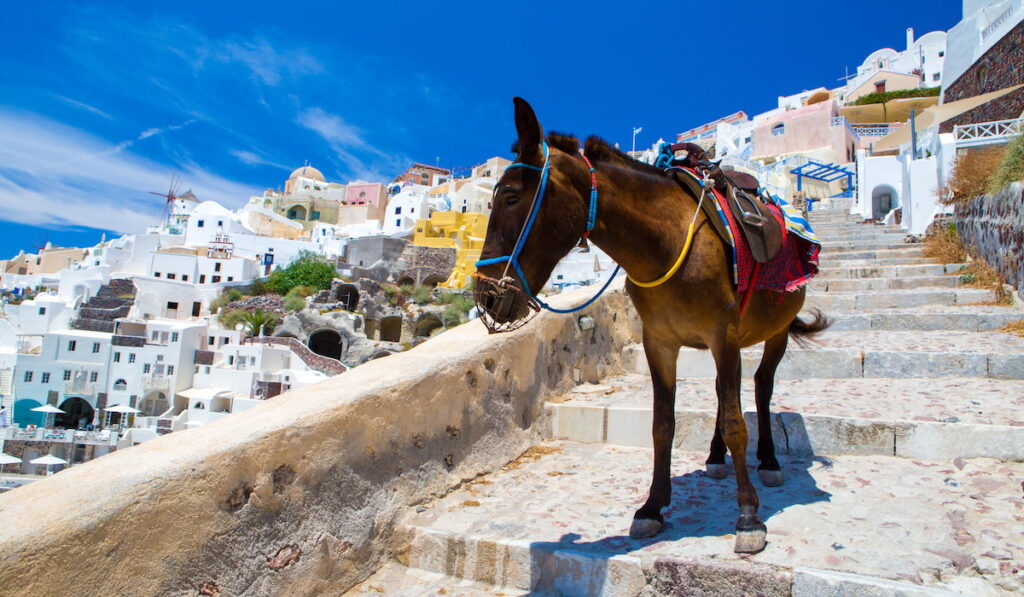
[954,181,1024,291]
[0,281,641,597]
[941,20,1024,133]
[396,245,455,285]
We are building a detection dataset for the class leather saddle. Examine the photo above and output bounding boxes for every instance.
[667,143,783,263]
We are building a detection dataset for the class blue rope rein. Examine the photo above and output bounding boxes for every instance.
[475,141,621,314]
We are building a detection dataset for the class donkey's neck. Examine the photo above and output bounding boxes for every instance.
[585,164,699,283]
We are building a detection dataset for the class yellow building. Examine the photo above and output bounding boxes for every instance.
[412,211,488,288]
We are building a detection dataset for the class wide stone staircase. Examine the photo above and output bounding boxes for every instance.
[347,199,1024,596]
[70,279,136,333]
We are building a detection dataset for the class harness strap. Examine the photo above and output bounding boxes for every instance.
[475,142,621,314]
[579,151,599,237]
[626,171,711,289]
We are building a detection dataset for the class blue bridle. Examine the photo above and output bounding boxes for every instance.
[475,141,622,314]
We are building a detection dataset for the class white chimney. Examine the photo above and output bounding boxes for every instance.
[906,27,915,51]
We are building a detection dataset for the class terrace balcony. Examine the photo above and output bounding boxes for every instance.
[2,427,118,446]
[142,375,170,390]
[64,381,97,397]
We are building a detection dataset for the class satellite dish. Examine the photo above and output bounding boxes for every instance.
[235,323,245,332]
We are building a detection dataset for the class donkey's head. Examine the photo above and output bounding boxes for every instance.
[473,98,590,332]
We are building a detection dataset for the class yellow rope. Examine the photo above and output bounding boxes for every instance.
[627,182,707,289]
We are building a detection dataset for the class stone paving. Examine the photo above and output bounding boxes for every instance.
[356,198,1024,595]
[556,374,1024,428]
[394,441,1023,596]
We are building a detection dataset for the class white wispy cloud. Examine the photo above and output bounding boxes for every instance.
[230,149,290,171]
[0,110,257,233]
[218,39,323,86]
[297,107,407,182]
[54,95,113,120]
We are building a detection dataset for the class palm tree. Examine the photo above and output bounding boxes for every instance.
[242,310,279,336]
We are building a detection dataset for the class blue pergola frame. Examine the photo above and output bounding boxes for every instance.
[790,159,855,194]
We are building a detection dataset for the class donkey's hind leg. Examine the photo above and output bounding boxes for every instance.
[704,382,729,480]
[753,330,788,487]
[629,330,679,540]
[710,330,766,554]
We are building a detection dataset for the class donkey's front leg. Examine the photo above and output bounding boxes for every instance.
[629,330,679,540]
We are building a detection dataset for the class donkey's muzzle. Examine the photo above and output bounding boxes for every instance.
[472,272,540,333]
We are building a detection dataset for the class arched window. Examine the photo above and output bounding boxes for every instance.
[113,379,127,391]
[772,123,785,136]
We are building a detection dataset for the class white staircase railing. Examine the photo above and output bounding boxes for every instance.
[953,117,1024,148]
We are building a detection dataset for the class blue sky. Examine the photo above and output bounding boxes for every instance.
[0,1,961,259]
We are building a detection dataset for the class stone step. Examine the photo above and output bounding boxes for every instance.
[623,330,1024,380]
[810,276,959,292]
[817,247,926,261]
[805,287,992,310]
[817,264,963,278]
[812,224,901,232]
[548,376,1024,460]
[814,230,907,239]
[397,441,1018,596]
[819,257,936,267]
[344,563,515,596]
[821,241,915,251]
[821,307,1023,331]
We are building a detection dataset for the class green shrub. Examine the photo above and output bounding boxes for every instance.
[848,86,940,106]
[438,292,475,313]
[284,295,307,311]
[217,308,249,330]
[266,251,337,295]
[442,304,463,327]
[245,279,269,295]
[410,285,432,304]
[210,288,243,314]
[987,134,1024,194]
[285,285,316,299]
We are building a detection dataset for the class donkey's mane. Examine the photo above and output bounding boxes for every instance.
[582,136,667,178]
[511,132,668,180]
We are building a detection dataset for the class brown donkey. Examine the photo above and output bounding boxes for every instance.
[474,98,829,554]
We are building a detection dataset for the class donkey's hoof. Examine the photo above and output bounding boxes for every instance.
[758,469,783,487]
[734,527,767,554]
[705,463,729,479]
[629,517,663,540]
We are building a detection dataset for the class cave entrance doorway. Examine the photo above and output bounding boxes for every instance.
[332,283,360,311]
[308,329,346,360]
[380,316,402,342]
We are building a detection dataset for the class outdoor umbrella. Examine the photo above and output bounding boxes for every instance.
[30,404,65,428]
[105,404,140,428]
[30,454,67,475]
[0,453,20,486]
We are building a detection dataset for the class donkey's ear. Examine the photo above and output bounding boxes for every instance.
[513,97,543,153]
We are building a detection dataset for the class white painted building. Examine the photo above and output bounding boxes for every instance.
[840,28,948,98]
[2,293,77,336]
[943,0,1024,91]
[384,184,433,234]
[544,247,619,293]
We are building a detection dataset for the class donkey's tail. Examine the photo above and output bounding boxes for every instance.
[788,308,831,348]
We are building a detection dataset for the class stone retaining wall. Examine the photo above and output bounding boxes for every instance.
[69,319,115,333]
[941,20,1024,132]
[0,281,640,597]
[954,181,1024,292]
